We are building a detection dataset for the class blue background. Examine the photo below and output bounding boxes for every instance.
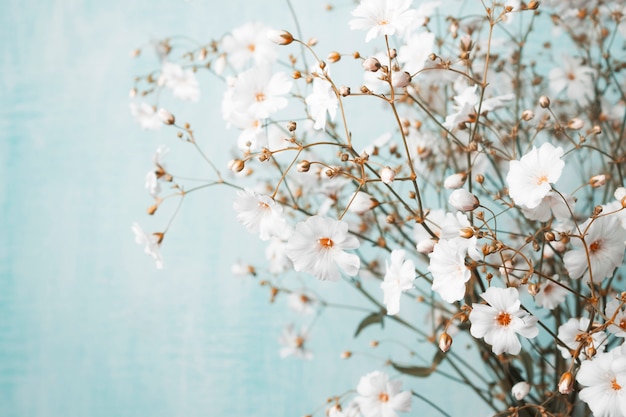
[0,1,488,416]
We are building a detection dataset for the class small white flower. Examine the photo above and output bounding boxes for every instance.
[469,287,539,355]
[265,237,291,275]
[506,143,565,209]
[286,216,360,281]
[549,55,595,105]
[145,171,160,197]
[429,239,470,303]
[605,299,626,338]
[355,371,412,417]
[563,215,626,282]
[131,222,163,269]
[443,173,467,190]
[287,291,317,315]
[380,167,396,184]
[557,317,607,360]
[305,78,338,131]
[129,102,162,130]
[511,381,530,401]
[224,67,292,120]
[160,62,200,102]
[577,348,626,417]
[221,22,277,70]
[279,324,312,360]
[233,189,290,241]
[380,250,415,315]
[533,277,569,310]
[349,0,417,42]
[449,188,479,212]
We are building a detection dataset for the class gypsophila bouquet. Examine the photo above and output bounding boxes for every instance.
[129,0,626,415]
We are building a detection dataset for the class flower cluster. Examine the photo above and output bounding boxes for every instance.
[130,0,626,416]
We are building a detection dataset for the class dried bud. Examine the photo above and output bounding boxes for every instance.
[130,48,141,58]
[475,174,485,184]
[339,85,351,97]
[370,340,379,348]
[544,231,556,241]
[590,125,602,135]
[297,160,311,172]
[511,381,531,401]
[197,47,207,61]
[589,174,607,188]
[459,227,474,239]
[340,351,352,359]
[157,108,175,125]
[362,57,381,72]
[394,71,412,88]
[568,118,584,130]
[443,173,467,190]
[327,51,341,63]
[527,1,539,10]
[129,88,137,98]
[539,95,551,108]
[593,205,603,216]
[521,109,535,121]
[380,166,396,184]
[449,189,480,212]
[527,283,540,296]
[267,29,294,45]
[147,205,158,215]
[292,70,302,79]
[438,332,453,352]
[388,48,397,59]
[288,121,297,132]
[228,159,245,173]
[558,372,574,394]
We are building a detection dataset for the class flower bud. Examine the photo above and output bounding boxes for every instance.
[362,57,381,72]
[416,239,436,254]
[157,108,175,125]
[459,227,474,239]
[558,372,574,394]
[267,29,294,45]
[438,332,453,352]
[339,86,351,97]
[327,51,341,63]
[379,166,396,184]
[394,71,412,88]
[444,173,467,189]
[521,109,534,121]
[615,187,626,201]
[527,283,540,296]
[449,189,480,212]
[388,48,397,59]
[288,121,297,132]
[297,160,311,172]
[589,174,606,188]
[568,118,584,130]
[539,95,551,108]
[340,351,352,359]
[370,340,379,348]
[228,159,245,173]
[511,381,530,401]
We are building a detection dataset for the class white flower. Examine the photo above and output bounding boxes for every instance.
[349,0,417,42]
[563,215,626,282]
[549,55,595,105]
[355,371,412,417]
[397,31,434,74]
[279,324,312,360]
[287,291,317,315]
[380,249,415,315]
[160,62,200,102]
[521,191,575,222]
[380,167,396,184]
[469,287,539,355]
[131,222,163,269]
[347,191,378,214]
[606,299,626,338]
[443,173,467,190]
[328,402,361,417]
[305,77,338,130]
[533,277,569,310]
[129,102,162,130]
[233,189,290,241]
[506,143,564,209]
[577,348,626,417]
[265,237,291,275]
[224,67,292,120]
[429,239,470,303]
[286,216,360,281]
[511,381,530,401]
[222,22,277,70]
[145,171,160,197]
[449,188,479,212]
[556,317,607,360]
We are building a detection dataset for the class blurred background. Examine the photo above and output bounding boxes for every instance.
[0,1,488,416]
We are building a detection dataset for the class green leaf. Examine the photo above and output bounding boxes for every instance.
[354,312,384,338]
[391,362,434,378]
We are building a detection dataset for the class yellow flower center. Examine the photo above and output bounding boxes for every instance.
[379,392,389,402]
[496,312,512,327]
[589,240,601,253]
[318,237,335,249]
[255,92,266,102]
[378,20,389,26]
[612,378,622,391]
[536,175,549,185]
[294,336,304,348]
[247,43,256,52]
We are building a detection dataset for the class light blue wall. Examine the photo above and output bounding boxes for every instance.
[0,1,489,416]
